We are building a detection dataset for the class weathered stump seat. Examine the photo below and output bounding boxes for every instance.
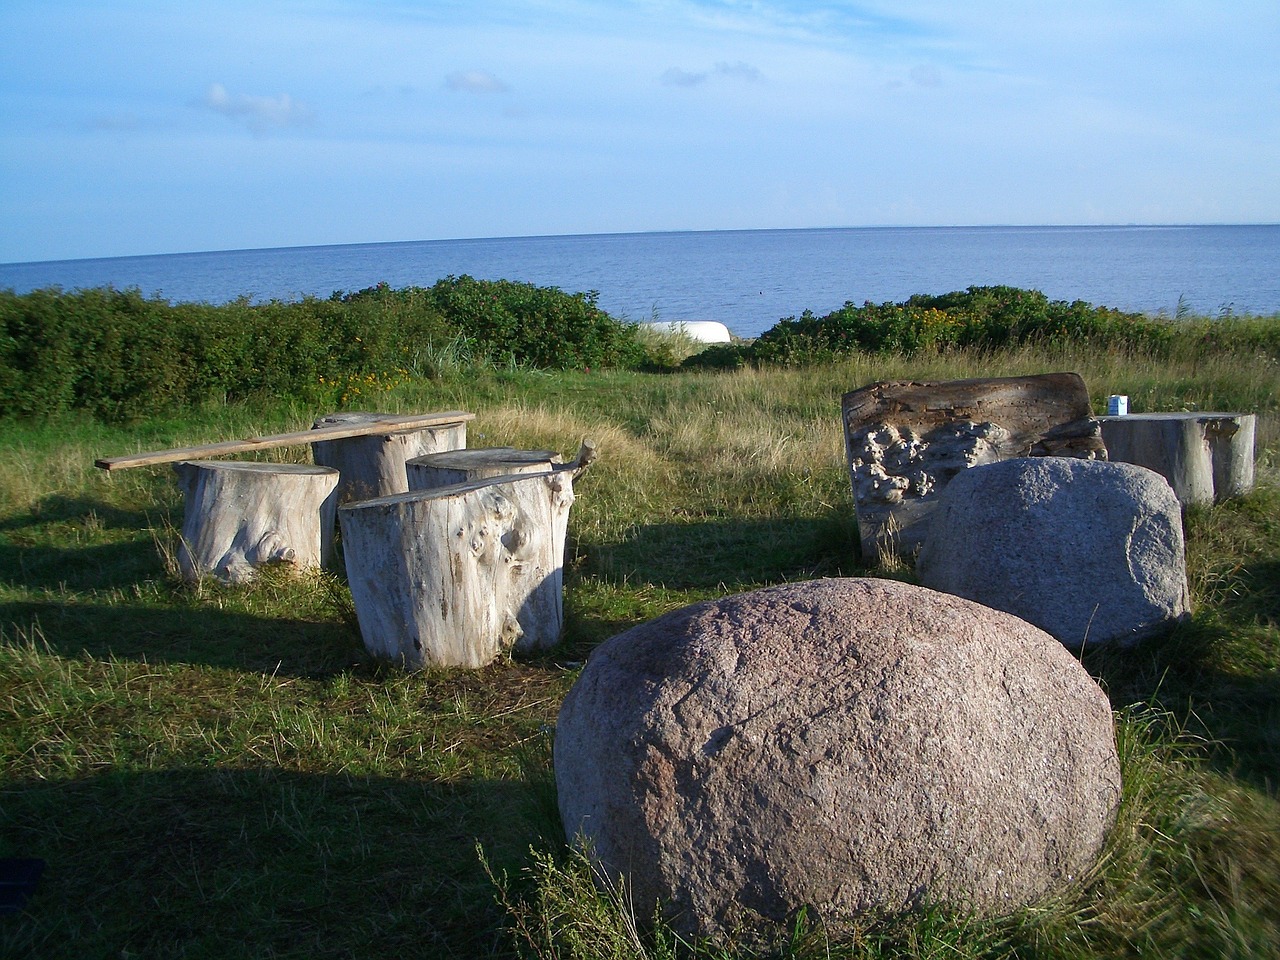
[842,373,1106,559]
[173,460,339,584]
[1097,412,1255,505]
[406,446,561,490]
[311,410,469,503]
[94,411,474,583]
[340,443,595,669]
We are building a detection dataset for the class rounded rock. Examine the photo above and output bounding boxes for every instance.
[916,456,1190,649]
[554,577,1121,944]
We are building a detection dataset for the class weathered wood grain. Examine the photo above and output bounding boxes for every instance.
[310,410,469,503]
[1098,412,1255,505]
[842,373,1105,558]
[340,466,581,668]
[95,411,474,471]
[173,460,339,583]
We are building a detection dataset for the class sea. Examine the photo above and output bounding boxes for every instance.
[3,224,1277,340]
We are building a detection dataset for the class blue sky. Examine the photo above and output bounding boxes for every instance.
[2,0,1277,262]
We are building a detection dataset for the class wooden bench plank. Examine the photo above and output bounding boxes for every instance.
[95,411,476,471]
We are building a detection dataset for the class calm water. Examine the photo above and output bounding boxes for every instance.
[3,225,1277,339]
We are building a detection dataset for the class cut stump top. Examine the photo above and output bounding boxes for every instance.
[409,448,560,470]
[173,461,339,476]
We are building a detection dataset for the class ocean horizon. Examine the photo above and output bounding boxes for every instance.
[12,221,1280,267]
[4,224,1278,340]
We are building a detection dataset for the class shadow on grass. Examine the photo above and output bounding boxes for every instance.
[0,495,170,534]
[0,765,559,960]
[0,540,168,594]
[1090,641,1280,796]
[585,514,859,590]
[1229,556,1280,627]
[0,494,176,593]
[1084,557,1280,796]
[0,599,363,680]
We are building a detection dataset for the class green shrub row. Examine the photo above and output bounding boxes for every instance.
[5,280,1273,420]
[0,278,646,421]
[687,285,1180,368]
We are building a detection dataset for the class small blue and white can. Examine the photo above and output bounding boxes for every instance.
[1107,395,1129,416]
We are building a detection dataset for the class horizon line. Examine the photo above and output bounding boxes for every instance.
[5,220,1279,268]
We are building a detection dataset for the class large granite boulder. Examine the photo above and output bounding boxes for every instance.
[555,578,1120,945]
[917,457,1190,649]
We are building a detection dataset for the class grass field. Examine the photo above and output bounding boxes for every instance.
[1,340,1278,958]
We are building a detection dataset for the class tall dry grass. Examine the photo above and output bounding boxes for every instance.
[2,337,1277,959]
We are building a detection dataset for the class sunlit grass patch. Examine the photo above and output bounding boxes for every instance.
[1,337,1277,958]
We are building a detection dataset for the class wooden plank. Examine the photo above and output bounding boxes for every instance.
[95,411,476,472]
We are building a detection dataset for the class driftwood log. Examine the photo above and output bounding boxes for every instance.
[842,373,1106,559]
[340,445,594,668]
[173,461,339,584]
[1098,412,1255,505]
[311,411,468,504]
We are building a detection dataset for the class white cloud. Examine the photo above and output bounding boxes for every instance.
[909,64,941,87]
[714,61,763,82]
[445,71,509,94]
[662,67,708,87]
[199,83,314,134]
[662,60,763,88]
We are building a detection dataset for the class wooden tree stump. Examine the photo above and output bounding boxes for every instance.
[340,445,594,668]
[172,461,339,584]
[842,373,1106,559]
[1098,412,1255,505]
[310,411,468,504]
[406,446,561,489]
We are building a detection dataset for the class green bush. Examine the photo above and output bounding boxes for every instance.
[748,285,1177,366]
[0,288,366,419]
[6,281,1265,419]
[681,342,750,370]
[0,279,647,421]
[0,287,79,415]
[420,275,645,370]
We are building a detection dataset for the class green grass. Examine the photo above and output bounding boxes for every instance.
[2,339,1278,958]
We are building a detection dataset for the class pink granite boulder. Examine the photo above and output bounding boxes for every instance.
[555,578,1121,945]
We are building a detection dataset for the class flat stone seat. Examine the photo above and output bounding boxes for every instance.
[1097,412,1255,505]
[917,457,1190,649]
